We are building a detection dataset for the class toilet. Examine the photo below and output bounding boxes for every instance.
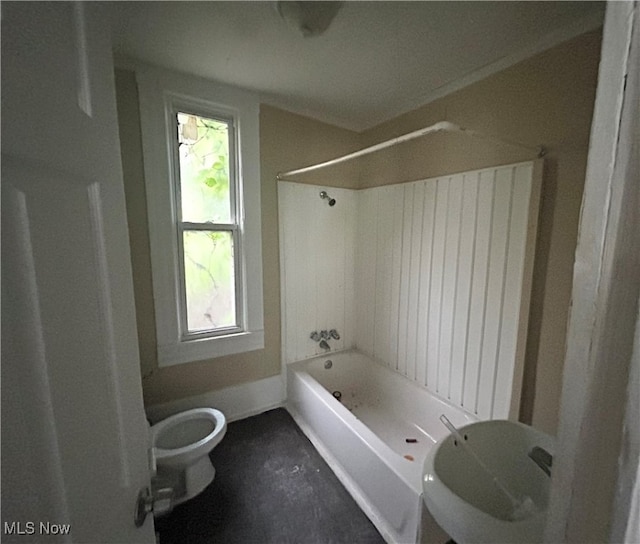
[150,407,227,508]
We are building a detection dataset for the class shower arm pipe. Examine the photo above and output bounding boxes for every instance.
[276,120,545,180]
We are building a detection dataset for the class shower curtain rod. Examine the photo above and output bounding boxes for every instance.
[276,120,545,180]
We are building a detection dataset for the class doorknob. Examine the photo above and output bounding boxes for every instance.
[134,486,174,527]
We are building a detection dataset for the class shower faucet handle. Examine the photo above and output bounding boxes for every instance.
[320,330,329,340]
[310,331,321,342]
[329,329,340,340]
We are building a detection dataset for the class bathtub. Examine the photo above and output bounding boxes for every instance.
[286,350,477,543]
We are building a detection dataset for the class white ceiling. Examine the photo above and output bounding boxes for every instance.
[110,1,604,132]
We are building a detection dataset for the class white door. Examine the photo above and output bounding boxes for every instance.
[2,2,155,542]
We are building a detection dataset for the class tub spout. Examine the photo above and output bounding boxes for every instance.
[319,339,331,351]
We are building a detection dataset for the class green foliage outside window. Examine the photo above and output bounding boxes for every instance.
[177,113,236,332]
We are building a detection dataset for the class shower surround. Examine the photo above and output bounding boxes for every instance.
[278,160,542,541]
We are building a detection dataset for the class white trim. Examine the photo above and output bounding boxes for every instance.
[158,330,264,366]
[145,374,285,424]
[546,2,639,542]
[612,302,640,543]
[135,63,264,366]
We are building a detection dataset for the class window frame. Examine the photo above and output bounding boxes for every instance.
[136,65,264,366]
[170,105,243,339]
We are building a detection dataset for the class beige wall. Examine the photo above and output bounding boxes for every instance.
[357,30,602,435]
[262,105,362,189]
[116,28,601,433]
[114,72,359,406]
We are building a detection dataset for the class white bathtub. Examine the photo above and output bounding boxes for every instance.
[286,350,477,543]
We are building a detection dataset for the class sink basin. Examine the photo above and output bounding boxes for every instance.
[422,419,555,544]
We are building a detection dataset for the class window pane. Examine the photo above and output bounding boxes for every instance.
[183,230,236,333]
[177,112,231,224]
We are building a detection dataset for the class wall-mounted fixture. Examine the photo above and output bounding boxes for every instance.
[276,1,344,38]
[310,329,340,351]
[319,191,336,206]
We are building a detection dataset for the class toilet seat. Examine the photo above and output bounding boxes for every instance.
[152,408,226,467]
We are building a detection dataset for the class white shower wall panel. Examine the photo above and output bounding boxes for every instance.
[355,161,541,420]
[279,160,540,420]
[354,188,378,358]
[278,182,357,363]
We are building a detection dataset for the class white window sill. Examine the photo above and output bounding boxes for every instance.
[157,329,264,367]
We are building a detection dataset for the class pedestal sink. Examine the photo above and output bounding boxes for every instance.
[422,419,554,544]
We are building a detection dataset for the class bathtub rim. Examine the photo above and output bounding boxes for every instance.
[287,364,424,544]
[287,348,479,494]
[288,348,480,429]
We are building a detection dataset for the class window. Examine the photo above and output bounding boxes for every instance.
[175,111,240,336]
[137,66,263,366]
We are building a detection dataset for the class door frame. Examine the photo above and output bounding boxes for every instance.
[545,2,639,542]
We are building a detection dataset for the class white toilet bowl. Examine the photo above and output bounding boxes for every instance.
[151,407,227,507]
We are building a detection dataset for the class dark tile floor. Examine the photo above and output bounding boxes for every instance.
[155,408,385,544]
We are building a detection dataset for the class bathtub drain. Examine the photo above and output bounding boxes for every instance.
[332,390,342,402]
